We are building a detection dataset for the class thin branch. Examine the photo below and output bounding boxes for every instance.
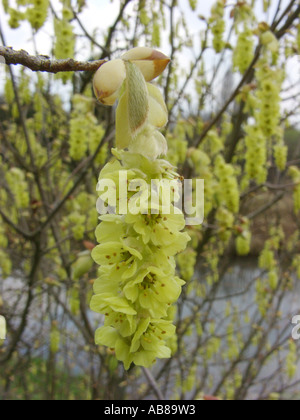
[80,0,133,93]
[72,9,107,54]
[265,181,300,190]
[247,192,285,220]
[164,0,177,106]
[104,0,132,56]
[33,131,115,237]
[194,2,300,149]
[194,47,261,148]
[272,0,283,26]
[0,120,31,172]
[275,4,300,38]
[168,24,209,116]
[0,27,37,171]
[271,0,297,31]
[0,47,105,74]
[0,208,32,240]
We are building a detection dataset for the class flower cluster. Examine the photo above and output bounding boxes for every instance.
[33,79,45,133]
[233,25,254,74]
[90,48,190,369]
[8,7,25,29]
[233,1,254,24]
[91,150,190,369]
[0,211,12,278]
[286,340,297,379]
[0,315,6,341]
[289,166,300,215]
[236,231,251,256]
[2,0,9,13]
[235,218,252,256]
[255,62,282,138]
[292,255,300,280]
[69,95,105,161]
[188,0,197,11]
[139,0,150,26]
[177,248,197,282]
[62,191,98,241]
[50,321,60,354]
[244,124,267,184]
[203,129,224,156]
[215,155,240,214]
[216,207,234,243]
[27,0,49,31]
[5,167,30,210]
[0,249,12,279]
[7,0,49,31]
[274,143,288,172]
[54,7,75,83]
[260,30,279,64]
[257,227,284,297]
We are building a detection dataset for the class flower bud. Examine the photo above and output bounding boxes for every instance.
[72,251,94,281]
[93,59,126,106]
[260,30,279,53]
[122,47,170,82]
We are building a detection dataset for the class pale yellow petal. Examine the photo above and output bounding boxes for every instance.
[122,47,170,82]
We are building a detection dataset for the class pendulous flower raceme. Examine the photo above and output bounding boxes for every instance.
[90,48,190,369]
[7,0,49,31]
[53,5,75,83]
[233,25,254,74]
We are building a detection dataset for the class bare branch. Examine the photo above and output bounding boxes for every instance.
[194,2,300,149]
[33,130,115,237]
[247,192,285,220]
[0,47,105,74]
[194,47,261,148]
[72,9,107,54]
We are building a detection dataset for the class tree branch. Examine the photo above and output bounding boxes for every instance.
[194,2,300,150]
[0,47,105,74]
[194,47,261,148]
[32,130,115,238]
[72,9,107,54]
[247,192,285,220]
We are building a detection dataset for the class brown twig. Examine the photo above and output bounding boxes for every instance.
[247,192,285,220]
